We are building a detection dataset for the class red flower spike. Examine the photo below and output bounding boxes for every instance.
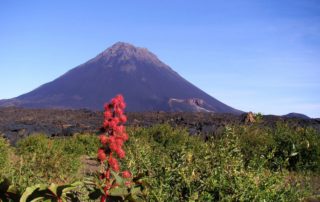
[115,148,125,159]
[108,120,117,130]
[108,156,119,172]
[113,117,120,124]
[117,94,124,100]
[125,181,132,187]
[104,111,112,119]
[116,125,124,133]
[121,132,129,141]
[115,138,124,147]
[122,171,131,178]
[105,170,110,179]
[98,149,107,162]
[115,108,123,116]
[98,95,132,201]
[103,120,110,128]
[111,98,118,106]
[109,135,116,142]
[119,102,126,110]
[99,135,108,145]
[109,142,118,152]
[119,114,127,123]
[104,104,110,111]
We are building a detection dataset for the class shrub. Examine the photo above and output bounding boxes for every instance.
[0,136,10,175]
[272,123,320,171]
[237,123,320,171]
[123,124,309,201]
[57,133,100,157]
[13,134,81,191]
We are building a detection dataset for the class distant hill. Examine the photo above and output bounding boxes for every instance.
[283,113,310,119]
[0,42,242,114]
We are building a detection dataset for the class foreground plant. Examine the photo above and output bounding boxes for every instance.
[87,94,146,202]
[0,178,20,201]
[20,182,82,202]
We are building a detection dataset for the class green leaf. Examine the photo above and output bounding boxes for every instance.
[57,181,82,197]
[48,183,58,196]
[28,196,46,202]
[20,185,41,202]
[108,187,129,197]
[20,184,50,202]
[111,170,124,186]
[130,186,143,196]
[7,185,19,194]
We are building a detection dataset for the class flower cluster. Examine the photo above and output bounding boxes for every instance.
[97,94,132,199]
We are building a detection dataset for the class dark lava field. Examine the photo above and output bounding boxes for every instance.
[0,107,319,144]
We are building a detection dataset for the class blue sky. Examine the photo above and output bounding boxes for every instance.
[0,0,319,117]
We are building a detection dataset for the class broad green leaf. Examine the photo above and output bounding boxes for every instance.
[7,185,19,194]
[109,187,129,197]
[48,183,58,196]
[111,170,124,186]
[61,181,82,194]
[20,184,50,202]
[130,186,143,196]
[20,185,41,202]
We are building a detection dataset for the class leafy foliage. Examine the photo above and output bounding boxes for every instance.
[13,134,81,189]
[0,122,319,201]
[123,124,317,201]
[20,182,82,202]
[0,178,20,201]
[0,136,10,174]
[237,123,320,171]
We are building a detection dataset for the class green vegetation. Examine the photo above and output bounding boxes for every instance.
[0,123,319,201]
[124,124,319,201]
[0,136,10,176]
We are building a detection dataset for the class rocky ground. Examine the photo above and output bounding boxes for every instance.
[0,107,319,144]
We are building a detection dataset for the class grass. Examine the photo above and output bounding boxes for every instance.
[0,122,319,201]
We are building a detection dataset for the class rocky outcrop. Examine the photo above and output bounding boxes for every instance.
[244,112,256,123]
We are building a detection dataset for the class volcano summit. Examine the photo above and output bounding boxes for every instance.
[0,42,242,114]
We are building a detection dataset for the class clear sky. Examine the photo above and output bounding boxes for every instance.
[0,0,319,117]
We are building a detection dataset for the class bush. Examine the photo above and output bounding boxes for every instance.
[56,133,100,157]
[124,124,309,201]
[272,124,320,171]
[0,136,10,175]
[12,134,82,191]
[237,123,320,171]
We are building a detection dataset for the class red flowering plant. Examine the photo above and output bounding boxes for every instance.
[87,94,147,202]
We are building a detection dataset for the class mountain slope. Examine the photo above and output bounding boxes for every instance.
[283,113,310,119]
[0,42,242,114]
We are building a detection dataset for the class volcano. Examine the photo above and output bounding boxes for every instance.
[0,42,242,114]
